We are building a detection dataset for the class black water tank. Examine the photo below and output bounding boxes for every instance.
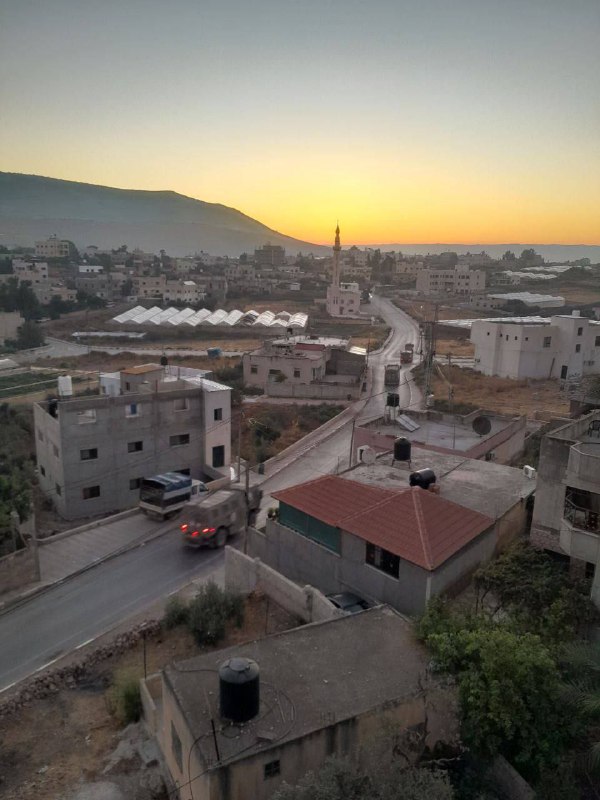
[48,398,58,418]
[394,437,411,462]
[219,657,260,723]
[387,393,400,408]
[409,468,436,489]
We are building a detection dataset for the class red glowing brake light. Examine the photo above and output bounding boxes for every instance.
[202,527,216,534]
[191,530,199,537]
[180,523,188,532]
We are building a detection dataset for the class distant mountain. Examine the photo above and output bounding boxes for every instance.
[0,172,329,257]
[365,242,600,263]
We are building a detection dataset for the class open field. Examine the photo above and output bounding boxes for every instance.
[419,363,570,418]
[33,351,240,375]
[0,594,297,800]
[435,337,475,358]
[392,298,492,323]
[553,286,600,304]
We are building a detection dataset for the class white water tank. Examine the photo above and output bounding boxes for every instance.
[523,465,537,479]
[58,375,73,397]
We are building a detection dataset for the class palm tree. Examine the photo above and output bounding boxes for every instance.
[560,642,600,773]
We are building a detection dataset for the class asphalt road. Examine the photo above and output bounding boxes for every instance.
[0,532,223,692]
[0,295,419,692]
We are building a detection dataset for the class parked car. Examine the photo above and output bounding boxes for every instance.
[326,592,372,614]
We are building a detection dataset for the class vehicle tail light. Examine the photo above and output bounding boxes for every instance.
[191,530,199,537]
[202,527,216,534]
[180,524,188,532]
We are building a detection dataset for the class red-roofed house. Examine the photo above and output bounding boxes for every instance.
[254,475,495,615]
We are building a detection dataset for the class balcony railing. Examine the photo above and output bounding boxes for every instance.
[564,498,600,533]
[567,443,600,484]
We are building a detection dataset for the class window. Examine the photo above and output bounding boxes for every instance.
[171,722,183,773]
[77,409,97,424]
[80,448,98,461]
[365,542,400,578]
[576,344,581,353]
[595,336,600,347]
[173,397,189,411]
[543,336,552,348]
[128,440,143,453]
[212,444,225,468]
[170,433,190,447]
[125,381,131,391]
[129,477,142,490]
[264,760,280,779]
[82,485,100,499]
[250,365,258,374]
[52,444,59,458]
[40,465,46,476]
[214,407,223,421]
[293,368,301,378]
[37,429,44,442]
[486,331,490,336]
[55,484,62,496]
[525,337,529,341]
[514,336,518,340]
[125,403,139,417]
[577,327,583,336]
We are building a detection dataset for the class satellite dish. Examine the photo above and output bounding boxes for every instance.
[472,415,492,436]
[361,446,376,465]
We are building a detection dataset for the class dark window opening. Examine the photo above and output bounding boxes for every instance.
[171,723,183,773]
[214,407,223,421]
[576,344,581,353]
[129,478,142,490]
[82,485,100,500]
[128,440,143,453]
[264,760,280,779]
[80,448,98,461]
[366,542,400,578]
[212,444,225,468]
[170,433,190,447]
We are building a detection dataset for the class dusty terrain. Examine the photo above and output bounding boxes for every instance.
[0,594,298,800]
[427,364,569,417]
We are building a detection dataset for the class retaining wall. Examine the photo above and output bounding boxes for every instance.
[0,546,38,595]
[224,545,339,623]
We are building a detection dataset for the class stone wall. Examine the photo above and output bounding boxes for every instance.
[0,545,38,596]
[224,545,339,623]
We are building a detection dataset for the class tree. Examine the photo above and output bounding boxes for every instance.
[501,250,516,261]
[272,757,454,800]
[560,642,600,774]
[14,320,45,349]
[420,609,572,779]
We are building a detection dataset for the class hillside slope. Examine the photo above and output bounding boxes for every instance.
[0,172,327,257]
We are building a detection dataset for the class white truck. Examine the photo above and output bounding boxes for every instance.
[179,485,263,548]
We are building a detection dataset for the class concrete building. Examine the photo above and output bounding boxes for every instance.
[144,606,450,800]
[0,311,24,345]
[163,279,203,304]
[243,335,366,400]
[531,410,600,602]
[35,236,70,259]
[354,407,526,465]
[34,363,231,520]
[251,449,534,615]
[132,275,166,299]
[75,271,126,301]
[471,312,600,380]
[416,266,485,297]
[457,252,494,268]
[326,226,361,317]
[254,244,285,268]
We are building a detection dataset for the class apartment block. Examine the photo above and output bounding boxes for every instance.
[416,266,485,296]
[35,237,70,259]
[163,279,203,304]
[34,364,231,520]
[531,410,600,604]
[254,244,285,267]
[471,311,600,380]
[132,275,166,299]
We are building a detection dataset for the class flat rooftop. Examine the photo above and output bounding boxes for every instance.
[346,447,535,519]
[360,411,513,454]
[164,606,426,769]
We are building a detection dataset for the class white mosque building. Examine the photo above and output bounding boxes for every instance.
[325,225,362,317]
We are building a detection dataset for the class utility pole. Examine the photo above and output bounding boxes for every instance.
[423,303,438,406]
[348,417,356,469]
[243,457,251,555]
[236,411,242,483]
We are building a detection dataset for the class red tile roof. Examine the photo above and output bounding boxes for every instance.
[271,475,396,527]
[273,476,493,571]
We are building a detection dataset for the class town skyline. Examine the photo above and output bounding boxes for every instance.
[2,0,599,245]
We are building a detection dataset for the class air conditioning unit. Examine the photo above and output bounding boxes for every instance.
[523,465,537,479]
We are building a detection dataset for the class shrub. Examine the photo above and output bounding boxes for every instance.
[163,596,189,629]
[108,670,142,725]
[187,581,245,647]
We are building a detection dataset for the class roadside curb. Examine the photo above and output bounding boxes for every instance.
[0,522,171,617]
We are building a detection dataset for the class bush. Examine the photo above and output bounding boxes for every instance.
[187,582,245,646]
[163,596,189,629]
[108,670,142,725]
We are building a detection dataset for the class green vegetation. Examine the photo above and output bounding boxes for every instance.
[0,278,42,320]
[108,670,143,725]
[417,544,598,791]
[0,404,35,556]
[0,372,57,398]
[180,582,244,646]
[163,596,190,629]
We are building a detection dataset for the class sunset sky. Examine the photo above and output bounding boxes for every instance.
[2,0,599,245]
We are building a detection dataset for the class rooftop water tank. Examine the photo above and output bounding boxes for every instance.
[219,657,260,723]
[409,468,436,490]
[57,375,73,397]
[394,437,411,462]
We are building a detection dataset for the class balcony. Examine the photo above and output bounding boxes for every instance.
[566,442,600,489]
[564,498,600,534]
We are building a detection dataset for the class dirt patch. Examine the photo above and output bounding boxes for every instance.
[426,364,569,417]
[435,337,475,358]
[393,298,492,323]
[0,594,298,800]
[33,351,241,375]
[553,286,600,304]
